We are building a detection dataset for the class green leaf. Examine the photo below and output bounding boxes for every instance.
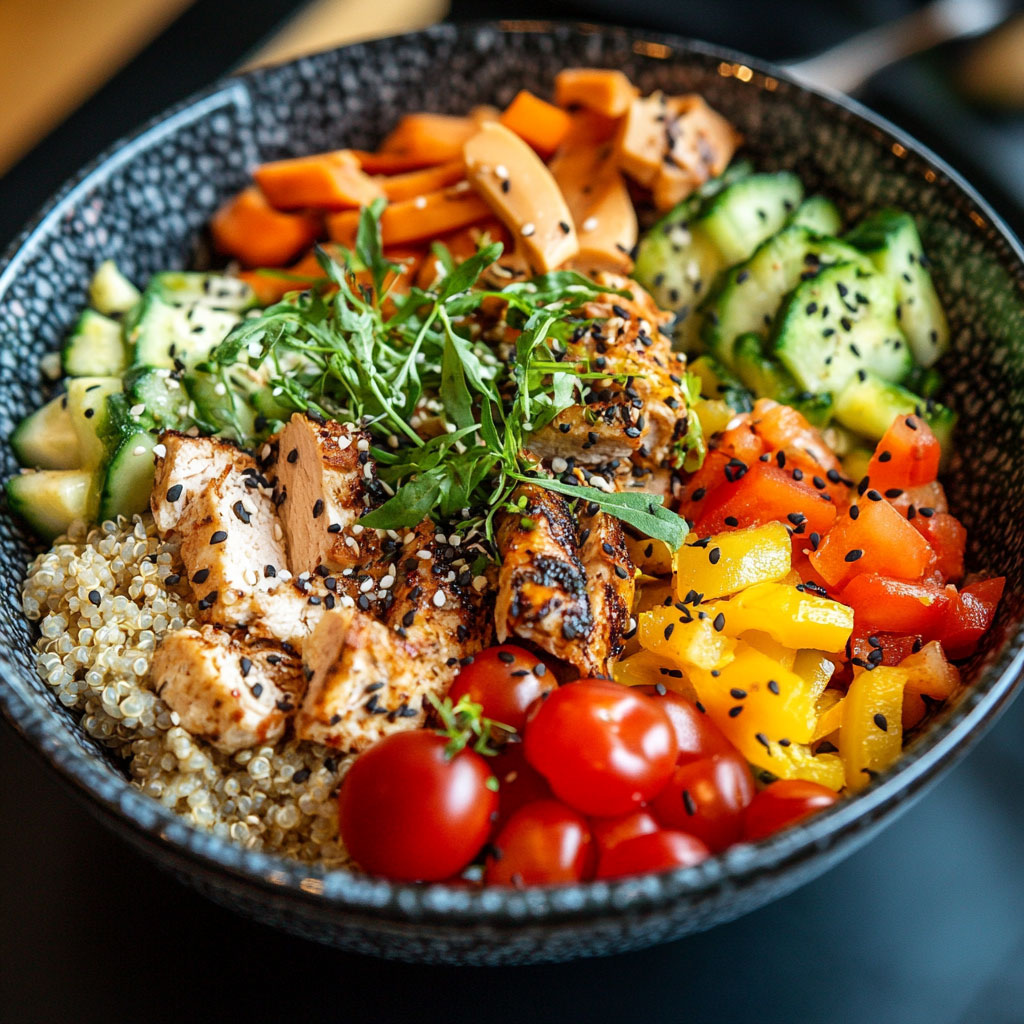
[354,198,395,297]
[436,242,503,302]
[360,469,443,529]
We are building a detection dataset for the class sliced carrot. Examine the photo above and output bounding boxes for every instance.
[560,108,623,148]
[350,149,439,174]
[210,187,321,267]
[378,160,466,202]
[379,113,478,165]
[253,151,383,211]
[326,184,490,247]
[499,90,572,158]
[554,68,638,118]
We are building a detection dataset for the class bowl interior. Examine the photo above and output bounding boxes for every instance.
[0,22,1022,945]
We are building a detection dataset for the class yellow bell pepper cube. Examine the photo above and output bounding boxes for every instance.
[706,582,853,652]
[625,534,674,576]
[812,691,845,741]
[758,742,845,791]
[793,650,838,701]
[637,606,737,671]
[693,398,736,438]
[612,650,697,700]
[840,666,906,791]
[688,641,819,766]
[674,522,791,602]
[742,630,797,670]
[898,641,961,730]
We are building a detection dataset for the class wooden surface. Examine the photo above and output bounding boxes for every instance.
[0,0,449,176]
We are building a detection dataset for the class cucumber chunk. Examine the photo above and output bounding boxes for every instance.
[732,334,832,427]
[689,355,753,413]
[97,431,157,524]
[7,469,94,541]
[703,226,869,368]
[772,264,912,395]
[122,366,188,432]
[787,195,842,236]
[832,371,955,451]
[128,294,240,369]
[147,272,256,311]
[11,395,81,470]
[88,260,141,316]
[698,171,804,267]
[844,209,949,367]
[65,377,123,469]
[62,309,128,377]
[185,367,258,443]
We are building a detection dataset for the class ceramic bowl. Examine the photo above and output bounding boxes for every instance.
[1,22,1022,965]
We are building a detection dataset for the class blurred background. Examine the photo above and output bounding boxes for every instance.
[2,2,1024,1022]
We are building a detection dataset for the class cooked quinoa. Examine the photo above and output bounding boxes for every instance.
[22,514,353,866]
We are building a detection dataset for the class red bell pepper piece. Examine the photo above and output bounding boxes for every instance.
[867,414,941,492]
[838,574,953,636]
[939,577,1005,658]
[847,630,924,669]
[912,511,967,583]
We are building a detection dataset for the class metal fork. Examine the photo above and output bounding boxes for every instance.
[783,0,1018,94]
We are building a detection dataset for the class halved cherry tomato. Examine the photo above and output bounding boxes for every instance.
[810,498,933,589]
[912,511,966,583]
[338,731,497,882]
[743,779,840,841]
[838,574,952,636]
[484,800,595,885]
[939,577,1005,658]
[866,414,940,492]
[448,644,553,733]
[693,463,837,538]
[590,810,660,854]
[596,830,710,879]
[524,679,678,816]
[649,751,756,851]
[490,740,552,829]
[637,686,739,762]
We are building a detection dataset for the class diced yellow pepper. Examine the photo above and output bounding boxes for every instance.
[693,398,735,438]
[743,630,797,670]
[840,666,906,791]
[704,582,853,652]
[793,650,837,701]
[634,580,673,614]
[625,534,674,576]
[674,523,791,602]
[898,641,961,729]
[759,742,845,791]
[612,650,697,700]
[637,606,737,671]
[812,692,845,741]
[688,642,819,765]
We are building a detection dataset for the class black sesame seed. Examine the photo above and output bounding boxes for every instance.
[878,450,892,463]
[709,547,721,565]
[682,790,697,816]
[728,705,743,718]
[210,530,228,544]
[768,679,780,695]
[166,484,183,502]
[873,713,888,732]
[713,612,726,632]
[730,688,747,699]
[192,568,210,584]
[287,448,299,463]
[88,590,101,606]
[312,499,324,518]
[850,504,860,520]
[845,549,864,562]
[240,657,252,677]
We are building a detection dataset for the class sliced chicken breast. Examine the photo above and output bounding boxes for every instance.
[576,504,635,664]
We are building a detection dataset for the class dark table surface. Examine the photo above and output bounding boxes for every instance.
[3,3,1024,1021]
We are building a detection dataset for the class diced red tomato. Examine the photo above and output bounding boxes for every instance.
[847,630,924,670]
[839,574,953,636]
[938,577,1004,658]
[912,511,966,583]
[678,450,731,523]
[694,463,837,538]
[867,414,940,492]
[887,480,948,517]
[809,498,934,589]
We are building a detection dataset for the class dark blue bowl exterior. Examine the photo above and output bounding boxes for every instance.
[1,23,1024,965]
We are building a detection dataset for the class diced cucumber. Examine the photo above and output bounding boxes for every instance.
[11,395,81,470]
[689,355,753,412]
[844,209,949,367]
[832,371,955,451]
[65,377,122,469]
[88,260,141,316]
[820,422,861,458]
[697,171,804,267]
[96,431,157,523]
[122,366,189,432]
[841,446,874,483]
[903,363,943,399]
[634,161,752,351]
[787,195,842,236]
[703,226,869,368]
[128,294,240,369]
[250,385,297,427]
[185,368,257,443]
[772,264,912,395]
[147,272,256,311]
[792,391,833,429]
[6,469,95,541]
[732,333,832,427]
[62,309,127,377]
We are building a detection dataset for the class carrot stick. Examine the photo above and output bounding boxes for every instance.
[379,113,478,165]
[378,160,466,202]
[554,68,638,118]
[254,151,383,211]
[498,90,572,157]
[210,187,321,267]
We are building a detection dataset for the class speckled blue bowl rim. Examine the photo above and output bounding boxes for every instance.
[2,20,1024,930]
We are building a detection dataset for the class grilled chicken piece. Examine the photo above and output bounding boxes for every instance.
[527,276,690,476]
[151,432,253,536]
[576,504,635,664]
[295,608,432,751]
[151,625,304,753]
[495,484,598,675]
[176,455,290,626]
[272,413,382,574]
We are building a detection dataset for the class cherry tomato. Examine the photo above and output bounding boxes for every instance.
[449,644,553,733]
[489,740,552,829]
[590,810,660,855]
[649,751,756,852]
[484,800,596,885]
[743,779,840,841]
[596,830,710,880]
[338,731,497,882]
[638,686,739,763]
[524,679,678,816]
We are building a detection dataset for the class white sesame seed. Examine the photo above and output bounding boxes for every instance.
[185,426,199,437]
[129,403,146,416]
[404,533,416,544]
[494,164,509,180]
[340,594,355,608]
[432,590,446,608]
[451,180,471,193]
[132,445,147,456]
[273,523,283,541]
[153,444,167,458]
[336,435,352,450]
[359,577,374,593]
[551,457,568,474]
[380,574,395,589]
[520,222,536,238]
[350,524,364,536]
[417,550,432,560]
[413,196,427,209]
[473,575,488,591]
[582,216,599,232]
[345,536,359,552]
[272,387,283,396]
[40,352,61,380]
[214,383,227,396]
[356,438,369,452]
